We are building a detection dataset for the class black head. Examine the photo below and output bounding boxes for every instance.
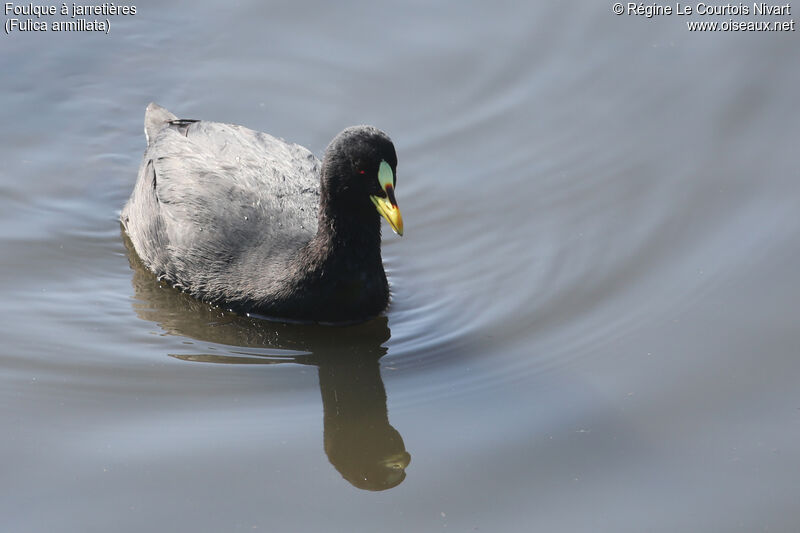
[320,126,403,236]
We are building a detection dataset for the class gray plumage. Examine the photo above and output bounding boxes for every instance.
[121,103,400,323]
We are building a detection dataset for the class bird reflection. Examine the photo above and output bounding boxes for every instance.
[122,231,410,491]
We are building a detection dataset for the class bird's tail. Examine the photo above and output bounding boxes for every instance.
[144,102,178,146]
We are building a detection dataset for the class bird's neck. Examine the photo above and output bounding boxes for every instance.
[313,170,383,261]
[312,204,383,268]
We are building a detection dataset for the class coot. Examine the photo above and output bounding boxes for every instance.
[121,103,403,323]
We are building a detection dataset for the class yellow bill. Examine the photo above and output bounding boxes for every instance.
[370,160,403,236]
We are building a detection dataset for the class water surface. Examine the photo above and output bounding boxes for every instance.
[1,2,799,532]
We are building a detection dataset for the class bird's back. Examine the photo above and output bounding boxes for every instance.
[122,103,321,307]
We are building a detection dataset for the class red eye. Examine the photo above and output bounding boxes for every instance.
[359,170,365,174]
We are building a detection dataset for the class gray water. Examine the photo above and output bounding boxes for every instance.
[2,1,799,531]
